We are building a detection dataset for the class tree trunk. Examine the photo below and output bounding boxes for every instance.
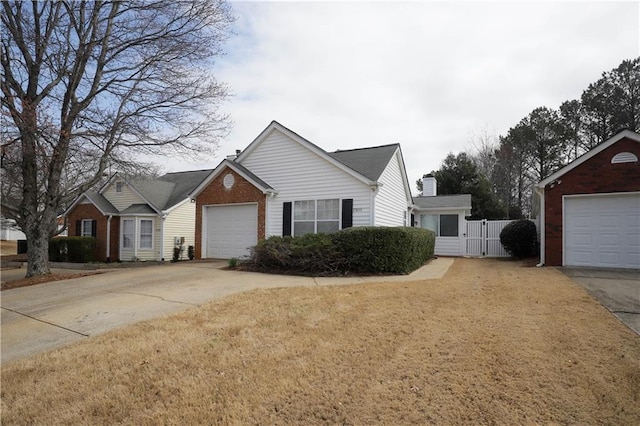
[24,219,52,277]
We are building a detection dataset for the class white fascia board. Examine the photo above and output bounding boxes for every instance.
[394,146,414,205]
[537,129,640,188]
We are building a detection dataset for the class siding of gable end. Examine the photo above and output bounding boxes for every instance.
[194,166,266,260]
[239,130,372,236]
[66,203,120,262]
[374,151,408,226]
[103,179,146,211]
[544,137,640,266]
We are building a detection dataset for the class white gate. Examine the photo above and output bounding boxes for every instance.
[465,219,513,257]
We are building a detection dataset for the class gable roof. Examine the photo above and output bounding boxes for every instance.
[328,144,399,181]
[236,121,375,185]
[84,192,119,215]
[537,129,640,188]
[117,169,213,212]
[189,159,275,198]
[413,194,472,209]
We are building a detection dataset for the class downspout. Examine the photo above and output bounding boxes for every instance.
[160,213,167,262]
[535,186,545,267]
[369,182,380,225]
[106,215,112,263]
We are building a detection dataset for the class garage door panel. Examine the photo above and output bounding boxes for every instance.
[205,204,257,259]
[565,194,640,269]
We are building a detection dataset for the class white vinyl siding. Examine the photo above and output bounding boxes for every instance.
[103,179,146,211]
[162,200,196,261]
[417,210,467,256]
[374,151,409,226]
[239,130,372,237]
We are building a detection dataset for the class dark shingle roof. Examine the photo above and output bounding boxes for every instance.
[84,192,119,215]
[156,169,213,209]
[328,144,399,181]
[413,194,472,209]
[120,204,158,215]
[128,169,213,211]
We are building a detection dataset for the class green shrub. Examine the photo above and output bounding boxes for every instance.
[499,219,538,258]
[333,226,435,274]
[49,237,97,263]
[250,233,343,274]
[247,227,435,276]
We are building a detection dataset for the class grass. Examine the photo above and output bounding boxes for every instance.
[1,258,639,424]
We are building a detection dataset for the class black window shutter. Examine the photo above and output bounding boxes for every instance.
[91,220,97,238]
[75,220,81,236]
[341,199,353,229]
[283,202,292,236]
[411,213,415,227]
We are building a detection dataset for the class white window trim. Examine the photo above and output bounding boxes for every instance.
[421,213,459,237]
[293,198,341,236]
[138,219,154,250]
[81,219,93,237]
[121,218,135,250]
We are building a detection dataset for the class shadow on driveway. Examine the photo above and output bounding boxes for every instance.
[561,267,640,336]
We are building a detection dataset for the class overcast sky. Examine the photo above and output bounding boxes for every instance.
[160,0,639,192]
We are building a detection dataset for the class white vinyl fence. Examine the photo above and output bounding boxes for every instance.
[465,219,513,257]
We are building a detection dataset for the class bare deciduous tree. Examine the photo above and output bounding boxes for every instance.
[1,0,234,277]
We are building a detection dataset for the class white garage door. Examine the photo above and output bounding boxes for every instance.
[564,193,640,268]
[204,204,258,259]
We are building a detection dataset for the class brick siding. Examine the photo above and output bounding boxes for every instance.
[194,166,266,259]
[544,137,640,266]
[67,204,120,262]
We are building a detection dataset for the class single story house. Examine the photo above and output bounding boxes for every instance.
[190,120,415,259]
[412,175,472,256]
[65,170,211,262]
[536,129,640,269]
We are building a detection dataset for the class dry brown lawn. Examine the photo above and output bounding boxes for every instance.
[1,258,639,425]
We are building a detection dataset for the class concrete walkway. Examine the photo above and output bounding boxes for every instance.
[1,258,453,364]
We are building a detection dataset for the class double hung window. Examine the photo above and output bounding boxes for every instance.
[293,199,340,236]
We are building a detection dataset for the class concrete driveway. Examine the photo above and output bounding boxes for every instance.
[1,258,453,364]
[562,267,640,335]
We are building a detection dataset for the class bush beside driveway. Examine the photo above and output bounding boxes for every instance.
[2,258,639,424]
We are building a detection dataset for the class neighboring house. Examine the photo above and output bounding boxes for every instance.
[0,217,26,241]
[536,129,640,269]
[190,120,414,259]
[412,175,472,256]
[65,170,211,262]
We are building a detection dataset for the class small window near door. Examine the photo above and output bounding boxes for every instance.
[122,219,134,249]
[139,219,153,249]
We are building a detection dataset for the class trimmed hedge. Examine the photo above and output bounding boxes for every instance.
[247,226,435,276]
[499,219,538,258]
[333,226,435,274]
[49,237,97,263]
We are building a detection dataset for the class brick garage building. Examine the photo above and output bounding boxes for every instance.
[192,161,271,259]
[536,129,640,268]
